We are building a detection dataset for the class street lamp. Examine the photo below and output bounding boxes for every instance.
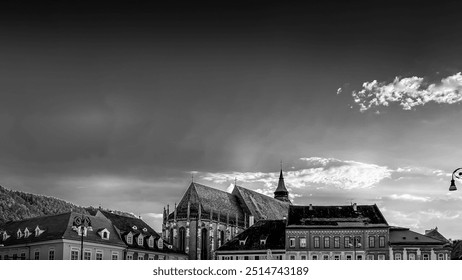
[449,168,462,191]
[72,214,92,260]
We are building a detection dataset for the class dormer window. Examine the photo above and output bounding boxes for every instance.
[137,235,144,246]
[239,236,248,246]
[3,231,10,241]
[157,238,164,249]
[143,228,148,232]
[148,236,154,248]
[98,228,110,240]
[132,226,138,230]
[24,228,30,238]
[35,226,44,237]
[126,232,133,244]
[17,229,23,239]
[260,235,269,246]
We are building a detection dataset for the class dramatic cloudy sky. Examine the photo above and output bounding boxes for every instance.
[1,1,462,239]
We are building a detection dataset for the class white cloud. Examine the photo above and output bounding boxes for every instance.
[351,72,462,112]
[202,157,392,190]
[389,194,431,202]
[143,213,163,219]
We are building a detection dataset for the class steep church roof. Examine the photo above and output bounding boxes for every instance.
[170,182,245,225]
[232,186,290,221]
[273,169,291,203]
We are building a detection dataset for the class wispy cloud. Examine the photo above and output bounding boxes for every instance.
[351,72,462,112]
[201,157,392,190]
[388,194,432,202]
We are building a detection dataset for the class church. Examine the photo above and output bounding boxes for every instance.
[162,169,291,260]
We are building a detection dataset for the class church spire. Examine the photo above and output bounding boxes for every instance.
[274,166,291,203]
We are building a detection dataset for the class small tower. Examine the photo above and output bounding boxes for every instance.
[274,169,291,203]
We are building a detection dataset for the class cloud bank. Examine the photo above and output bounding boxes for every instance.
[351,72,462,111]
[201,157,392,190]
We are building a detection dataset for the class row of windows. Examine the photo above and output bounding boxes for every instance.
[394,252,446,260]
[220,255,283,260]
[289,236,386,249]
[289,254,386,260]
[126,234,155,247]
[70,249,118,260]
[1,249,55,260]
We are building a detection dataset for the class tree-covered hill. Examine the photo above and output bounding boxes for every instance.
[0,185,134,225]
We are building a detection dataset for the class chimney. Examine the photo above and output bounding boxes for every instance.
[352,203,357,212]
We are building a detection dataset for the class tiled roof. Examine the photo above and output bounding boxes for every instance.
[390,227,447,245]
[171,182,245,225]
[217,220,286,251]
[287,204,388,227]
[233,186,290,221]
[424,228,449,243]
[98,210,181,254]
[0,212,125,247]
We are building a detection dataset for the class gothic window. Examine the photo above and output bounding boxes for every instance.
[369,236,375,248]
[179,227,186,252]
[334,236,340,248]
[314,236,320,248]
[324,236,330,248]
[201,228,208,260]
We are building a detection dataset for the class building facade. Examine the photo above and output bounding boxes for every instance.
[0,211,187,260]
[389,227,451,260]
[286,204,390,260]
[162,170,291,259]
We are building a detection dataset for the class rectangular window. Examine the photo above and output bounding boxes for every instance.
[312,255,318,260]
[334,236,340,248]
[346,255,352,260]
[127,254,133,260]
[314,237,320,248]
[344,236,351,248]
[334,255,340,260]
[438,253,444,260]
[138,255,144,260]
[369,236,375,248]
[367,255,374,260]
[394,253,402,260]
[289,237,295,248]
[112,252,119,260]
[301,255,306,260]
[244,256,249,260]
[71,249,79,260]
[96,252,103,260]
[354,236,361,248]
[49,249,55,260]
[378,254,385,260]
[84,251,91,260]
[408,253,415,260]
[300,237,306,248]
[324,237,330,248]
[423,254,429,260]
[34,251,40,260]
[255,256,259,260]
[323,255,329,260]
[20,252,26,260]
[379,236,385,247]
[289,255,295,260]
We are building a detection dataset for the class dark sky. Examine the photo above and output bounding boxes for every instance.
[1,1,462,238]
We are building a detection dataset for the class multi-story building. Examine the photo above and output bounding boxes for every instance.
[0,211,187,260]
[389,227,451,260]
[215,220,286,260]
[0,212,125,260]
[162,169,291,259]
[286,203,390,260]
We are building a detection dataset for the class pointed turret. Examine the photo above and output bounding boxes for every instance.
[274,169,291,203]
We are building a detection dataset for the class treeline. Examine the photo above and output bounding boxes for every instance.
[0,185,134,225]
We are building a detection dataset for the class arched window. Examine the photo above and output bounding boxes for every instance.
[179,227,186,252]
[218,230,225,247]
[201,228,208,260]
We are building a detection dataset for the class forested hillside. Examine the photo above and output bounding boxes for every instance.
[0,185,134,224]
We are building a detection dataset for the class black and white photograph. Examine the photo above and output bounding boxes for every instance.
[0,0,461,272]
